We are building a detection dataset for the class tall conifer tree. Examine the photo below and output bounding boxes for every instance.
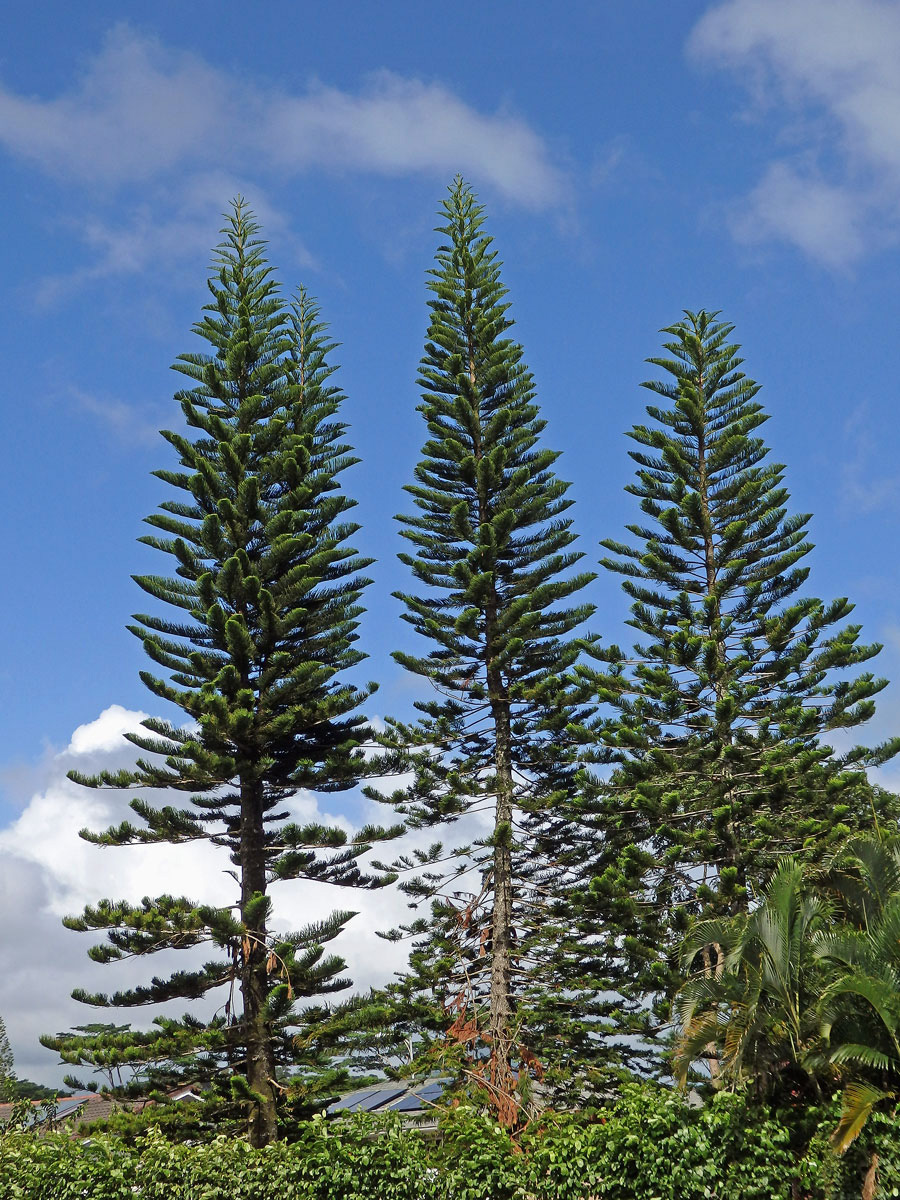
[372,180,594,1121]
[0,1016,14,1102]
[45,203,398,1146]
[573,310,900,1056]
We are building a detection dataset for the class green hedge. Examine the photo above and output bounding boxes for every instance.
[2,1086,898,1199]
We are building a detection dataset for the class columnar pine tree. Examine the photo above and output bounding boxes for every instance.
[574,310,900,1055]
[371,180,594,1121]
[45,204,398,1146]
[0,1016,14,1102]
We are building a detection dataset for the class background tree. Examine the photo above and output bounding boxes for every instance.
[575,309,900,1067]
[369,179,595,1121]
[0,1018,60,1103]
[45,205,399,1146]
[0,1016,14,1102]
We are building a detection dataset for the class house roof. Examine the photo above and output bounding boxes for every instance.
[0,1092,128,1130]
[0,1085,201,1133]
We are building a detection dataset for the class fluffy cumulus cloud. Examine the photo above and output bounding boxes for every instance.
[0,706,413,1086]
[0,25,564,297]
[690,0,900,265]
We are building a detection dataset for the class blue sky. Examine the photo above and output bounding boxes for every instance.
[3,0,900,1082]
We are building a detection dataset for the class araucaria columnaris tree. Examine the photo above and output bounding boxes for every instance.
[49,202,398,1146]
[372,179,594,1121]
[577,309,900,1037]
[0,1015,14,1102]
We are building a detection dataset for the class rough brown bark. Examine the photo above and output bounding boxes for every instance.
[486,620,516,1105]
[862,1153,878,1200]
[240,774,278,1147]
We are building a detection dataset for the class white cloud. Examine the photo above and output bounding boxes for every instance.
[0,25,565,209]
[0,706,413,1086]
[732,162,868,267]
[690,0,900,264]
[67,704,149,755]
[0,29,232,184]
[266,73,563,208]
[0,705,494,1087]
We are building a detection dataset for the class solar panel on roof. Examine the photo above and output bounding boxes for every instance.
[329,1085,407,1113]
[328,1087,381,1112]
[415,1083,446,1100]
[52,1098,88,1120]
[354,1086,407,1113]
[385,1094,427,1113]
[385,1082,446,1113]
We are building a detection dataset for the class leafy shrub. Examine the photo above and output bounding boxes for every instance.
[1,1085,898,1199]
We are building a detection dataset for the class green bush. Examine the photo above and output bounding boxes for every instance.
[1,1085,897,1199]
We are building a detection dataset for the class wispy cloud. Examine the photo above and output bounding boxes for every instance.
[731,162,868,268]
[588,135,659,191]
[266,72,564,208]
[66,387,162,447]
[0,30,233,184]
[690,0,900,265]
[840,403,900,514]
[0,25,565,207]
[33,172,316,307]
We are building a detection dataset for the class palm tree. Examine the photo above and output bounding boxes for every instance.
[817,836,900,1149]
[674,834,900,1150]
[674,858,833,1100]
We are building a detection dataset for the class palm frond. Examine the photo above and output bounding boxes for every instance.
[829,1043,896,1072]
[832,1081,894,1153]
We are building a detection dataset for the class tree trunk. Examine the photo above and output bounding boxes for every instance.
[467,314,517,1118]
[486,640,516,1112]
[695,373,736,1086]
[862,1153,878,1200]
[240,775,278,1147]
[696,387,745,910]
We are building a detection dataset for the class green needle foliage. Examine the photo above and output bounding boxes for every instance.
[574,309,900,1064]
[46,201,400,1146]
[369,179,595,1122]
